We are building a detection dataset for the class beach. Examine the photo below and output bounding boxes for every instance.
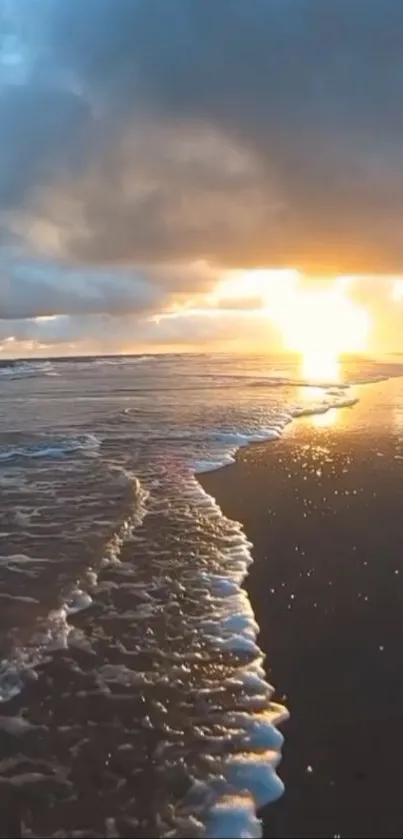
[2,2,403,834]
[0,356,402,838]
[200,375,403,838]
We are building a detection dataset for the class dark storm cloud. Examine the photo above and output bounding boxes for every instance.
[0,85,93,209]
[0,248,216,321]
[0,252,162,319]
[3,0,403,276]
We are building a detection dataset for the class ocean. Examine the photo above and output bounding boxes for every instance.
[0,352,401,838]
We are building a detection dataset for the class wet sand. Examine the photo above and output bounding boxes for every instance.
[200,376,403,838]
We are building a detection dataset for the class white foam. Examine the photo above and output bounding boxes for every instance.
[37,607,72,650]
[64,589,93,615]
[0,360,58,381]
[193,428,282,474]
[293,394,359,419]
[0,553,53,566]
[217,614,259,637]
[205,795,262,839]
[332,396,359,409]
[96,664,152,688]
[0,354,370,834]
[194,455,235,474]
[211,635,261,655]
[0,593,39,604]
[230,670,272,694]
[238,716,285,751]
[84,569,99,588]
[209,577,240,597]
[224,751,284,809]
[0,433,101,462]
[0,609,75,700]
[0,715,37,735]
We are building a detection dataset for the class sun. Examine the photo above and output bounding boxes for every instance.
[261,275,367,351]
[265,275,371,381]
[392,278,403,302]
[214,269,371,380]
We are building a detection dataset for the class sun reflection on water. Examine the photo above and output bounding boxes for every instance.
[298,351,342,429]
[311,407,338,428]
[301,351,340,384]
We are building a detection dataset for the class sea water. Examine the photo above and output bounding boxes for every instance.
[0,352,399,837]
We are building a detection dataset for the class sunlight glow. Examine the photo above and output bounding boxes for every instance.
[392,278,403,303]
[216,269,370,378]
[211,269,299,305]
[311,407,339,428]
[265,278,369,358]
[301,351,340,383]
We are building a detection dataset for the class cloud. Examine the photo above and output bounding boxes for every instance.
[0,84,93,210]
[2,1,403,354]
[0,252,160,319]
[0,249,217,321]
[0,308,280,356]
[2,0,403,274]
[1,272,402,356]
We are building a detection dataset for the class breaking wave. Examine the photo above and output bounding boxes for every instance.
[0,360,58,380]
[0,352,398,837]
[0,433,101,462]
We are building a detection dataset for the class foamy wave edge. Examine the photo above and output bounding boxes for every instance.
[0,386,361,838]
[0,475,149,704]
[177,483,288,839]
[194,388,359,474]
[192,387,361,838]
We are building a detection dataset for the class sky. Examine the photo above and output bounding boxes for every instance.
[1,0,403,357]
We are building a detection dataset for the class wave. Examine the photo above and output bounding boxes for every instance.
[92,354,151,367]
[0,433,100,462]
[0,473,149,703]
[192,389,360,474]
[86,475,287,836]
[0,355,389,837]
[0,360,58,381]
[247,376,348,390]
[0,440,288,835]
[293,394,359,418]
[194,430,281,474]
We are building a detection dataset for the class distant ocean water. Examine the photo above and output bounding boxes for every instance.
[0,352,401,838]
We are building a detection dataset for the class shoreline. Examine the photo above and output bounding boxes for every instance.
[199,376,403,837]
[1,368,402,837]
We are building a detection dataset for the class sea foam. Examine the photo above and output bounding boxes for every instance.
[0,352,388,836]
